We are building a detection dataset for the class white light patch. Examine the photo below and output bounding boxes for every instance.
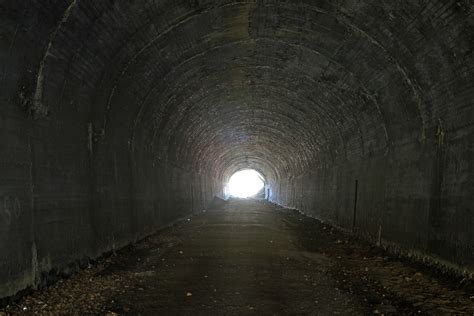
[228,169,265,198]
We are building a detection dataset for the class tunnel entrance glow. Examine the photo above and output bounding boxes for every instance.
[227,169,265,198]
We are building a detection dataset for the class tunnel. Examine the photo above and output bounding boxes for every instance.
[0,0,473,313]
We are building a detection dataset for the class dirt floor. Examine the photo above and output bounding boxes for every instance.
[1,199,473,315]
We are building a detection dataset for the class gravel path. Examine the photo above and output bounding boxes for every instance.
[1,199,473,315]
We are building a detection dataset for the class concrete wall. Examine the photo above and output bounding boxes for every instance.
[263,0,474,276]
[0,1,219,299]
[0,91,218,300]
[272,124,474,275]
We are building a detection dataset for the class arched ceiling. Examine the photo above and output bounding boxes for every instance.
[31,0,473,184]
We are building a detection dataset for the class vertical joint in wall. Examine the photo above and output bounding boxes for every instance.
[352,179,358,232]
[87,122,94,157]
[436,118,445,147]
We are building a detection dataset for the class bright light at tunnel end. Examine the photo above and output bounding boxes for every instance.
[226,169,265,198]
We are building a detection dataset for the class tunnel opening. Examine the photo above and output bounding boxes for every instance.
[225,169,265,199]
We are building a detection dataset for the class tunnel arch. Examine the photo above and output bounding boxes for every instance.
[0,0,473,300]
[21,0,474,245]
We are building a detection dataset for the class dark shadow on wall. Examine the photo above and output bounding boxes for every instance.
[207,196,228,210]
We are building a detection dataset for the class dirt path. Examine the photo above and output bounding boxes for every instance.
[1,199,473,315]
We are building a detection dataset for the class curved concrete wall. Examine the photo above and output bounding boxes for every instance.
[0,0,472,298]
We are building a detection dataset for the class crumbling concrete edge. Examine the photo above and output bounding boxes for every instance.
[31,0,78,118]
